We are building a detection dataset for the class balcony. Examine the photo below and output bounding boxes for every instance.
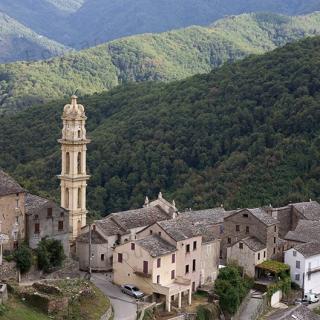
[174,276,191,286]
[133,270,152,278]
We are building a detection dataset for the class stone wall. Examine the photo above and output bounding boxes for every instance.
[0,261,17,281]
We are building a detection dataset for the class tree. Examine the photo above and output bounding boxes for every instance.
[14,244,32,274]
[37,238,65,272]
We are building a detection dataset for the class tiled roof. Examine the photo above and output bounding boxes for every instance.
[294,242,320,258]
[25,193,49,213]
[95,205,171,237]
[136,235,176,257]
[77,229,108,244]
[240,236,266,252]
[267,305,320,320]
[246,208,278,226]
[291,201,320,221]
[0,170,24,197]
[285,220,320,243]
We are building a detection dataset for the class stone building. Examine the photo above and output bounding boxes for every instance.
[76,193,177,271]
[25,193,70,256]
[227,236,267,277]
[113,235,192,312]
[58,95,90,241]
[222,208,279,263]
[0,170,25,251]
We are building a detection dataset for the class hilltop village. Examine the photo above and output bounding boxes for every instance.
[1,97,320,319]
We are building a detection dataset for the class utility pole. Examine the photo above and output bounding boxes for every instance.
[88,223,92,277]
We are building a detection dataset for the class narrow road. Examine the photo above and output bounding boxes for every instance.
[91,273,137,320]
[239,290,263,320]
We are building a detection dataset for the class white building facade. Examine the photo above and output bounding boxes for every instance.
[285,242,320,294]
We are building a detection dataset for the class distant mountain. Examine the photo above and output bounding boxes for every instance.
[0,0,320,48]
[1,12,320,112]
[1,36,320,213]
[0,12,70,63]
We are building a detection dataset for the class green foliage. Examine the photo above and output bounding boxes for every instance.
[267,271,291,298]
[2,12,320,112]
[257,260,290,274]
[36,238,65,273]
[14,245,32,274]
[2,37,320,213]
[214,266,253,315]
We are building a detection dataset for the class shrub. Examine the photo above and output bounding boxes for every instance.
[37,238,65,272]
[13,245,32,274]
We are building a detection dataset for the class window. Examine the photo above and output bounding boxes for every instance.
[239,243,243,249]
[66,152,70,174]
[273,248,276,255]
[296,261,301,269]
[157,275,160,284]
[65,188,69,208]
[246,226,249,234]
[193,241,197,250]
[47,208,52,218]
[101,254,105,261]
[78,130,81,138]
[34,214,39,220]
[131,243,135,251]
[118,253,123,263]
[236,225,240,232]
[185,265,189,274]
[157,258,161,268]
[295,274,300,281]
[172,254,175,263]
[243,213,248,218]
[158,232,162,237]
[192,282,196,292]
[58,221,64,231]
[227,237,231,244]
[274,226,277,232]
[220,225,224,234]
[293,251,297,257]
[274,237,276,244]
[264,251,266,258]
[77,152,82,174]
[171,270,175,279]
[150,230,153,235]
[186,244,190,253]
[143,261,148,274]
[78,188,82,209]
[192,259,196,272]
[60,211,64,218]
[34,223,40,234]
[258,253,260,260]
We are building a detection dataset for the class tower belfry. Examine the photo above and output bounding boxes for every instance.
[58,95,90,240]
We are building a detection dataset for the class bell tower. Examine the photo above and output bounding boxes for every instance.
[58,95,90,240]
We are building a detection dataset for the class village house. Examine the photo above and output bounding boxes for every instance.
[113,234,192,312]
[25,193,70,256]
[0,170,70,254]
[285,242,320,295]
[76,193,178,271]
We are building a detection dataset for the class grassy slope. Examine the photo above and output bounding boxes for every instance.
[1,36,320,214]
[1,12,320,112]
[0,12,70,63]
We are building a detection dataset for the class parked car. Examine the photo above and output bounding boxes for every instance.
[121,284,144,299]
[304,293,319,304]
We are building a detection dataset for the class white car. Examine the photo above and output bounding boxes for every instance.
[304,293,319,304]
[121,284,144,299]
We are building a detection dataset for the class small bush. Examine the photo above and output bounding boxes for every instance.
[291,282,300,290]
[14,244,32,274]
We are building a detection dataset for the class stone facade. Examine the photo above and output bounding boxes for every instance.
[25,193,70,256]
[58,95,90,241]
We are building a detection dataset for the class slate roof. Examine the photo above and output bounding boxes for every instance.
[246,208,278,226]
[239,236,266,252]
[267,304,320,320]
[25,193,49,213]
[291,201,320,221]
[158,219,195,241]
[285,220,320,243]
[293,242,320,258]
[77,229,108,244]
[136,235,176,257]
[95,205,171,237]
[179,207,230,224]
[0,170,24,197]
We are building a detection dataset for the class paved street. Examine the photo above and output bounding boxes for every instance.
[91,273,137,320]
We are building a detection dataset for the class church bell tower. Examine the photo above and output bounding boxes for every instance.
[58,95,90,240]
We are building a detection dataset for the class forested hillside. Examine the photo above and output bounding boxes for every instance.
[1,12,320,112]
[0,12,70,63]
[1,36,320,215]
[0,0,319,48]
